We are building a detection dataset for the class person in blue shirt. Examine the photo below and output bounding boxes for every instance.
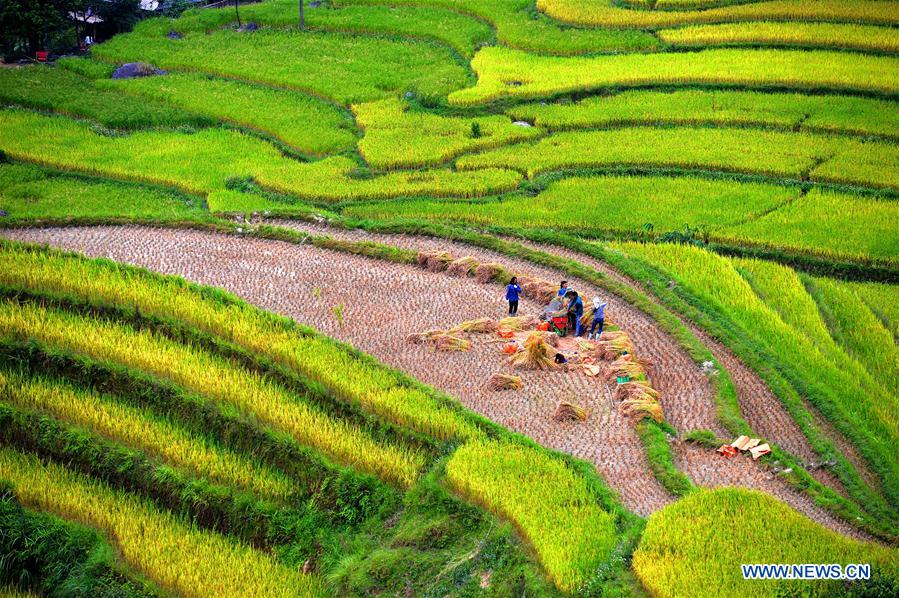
[506,276,522,315]
[557,280,569,297]
[565,290,584,336]
[589,297,608,340]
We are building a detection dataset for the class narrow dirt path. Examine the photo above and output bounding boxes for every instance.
[0,225,871,538]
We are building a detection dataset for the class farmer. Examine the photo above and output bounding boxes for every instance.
[589,297,608,340]
[566,290,584,336]
[506,276,522,316]
[557,280,569,297]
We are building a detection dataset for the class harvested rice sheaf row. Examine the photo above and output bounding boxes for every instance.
[0,245,482,443]
[0,299,425,487]
[0,447,322,597]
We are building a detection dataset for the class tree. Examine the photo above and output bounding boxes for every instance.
[0,0,73,58]
[234,0,242,28]
[96,0,141,34]
[299,0,304,30]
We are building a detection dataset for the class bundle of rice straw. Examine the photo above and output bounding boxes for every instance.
[607,357,646,382]
[553,401,587,422]
[522,280,557,304]
[406,329,447,344]
[487,373,523,391]
[613,380,660,402]
[542,331,559,347]
[475,262,505,283]
[416,250,453,272]
[447,256,479,277]
[509,331,558,370]
[499,315,537,331]
[579,310,593,328]
[619,398,663,423]
[435,335,471,352]
[449,317,497,334]
[595,331,635,360]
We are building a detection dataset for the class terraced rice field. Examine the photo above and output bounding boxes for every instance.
[0,0,897,595]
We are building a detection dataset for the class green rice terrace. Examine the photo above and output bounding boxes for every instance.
[0,0,897,596]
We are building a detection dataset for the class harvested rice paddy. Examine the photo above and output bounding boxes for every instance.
[1,0,897,594]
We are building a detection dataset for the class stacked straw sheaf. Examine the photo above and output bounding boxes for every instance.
[585,330,665,424]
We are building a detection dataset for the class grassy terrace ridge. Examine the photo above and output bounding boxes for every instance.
[158,0,494,59]
[353,97,540,169]
[508,89,899,140]
[0,109,522,203]
[0,299,426,486]
[658,21,899,53]
[449,47,899,106]
[335,0,659,55]
[0,487,160,596]
[0,373,296,501]
[538,0,899,28]
[445,440,619,592]
[455,126,899,190]
[0,64,210,130]
[845,279,899,339]
[341,177,899,267]
[633,488,898,596]
[92,23,470,106]
[101,72,358,156]
[806,276,899,397]
[0,447,323,596]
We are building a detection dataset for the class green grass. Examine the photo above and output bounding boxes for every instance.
[0,488,157,596]
[0,65,208,130]
[449,46,899,106]
[336,0,659,55]
[343,175,898,265]
[844,280,899,339]
[540,0,899,28]
[509,89,899,139]
[102,73,357,155]
[0,372,297,501]
[610,241,899,510]
[0,447,322,596]
[161,0,494,59]
[633,487,898,597]
[456,126,899,190]
[92,25,470,105]
[659,21,899,53]
[353,97,539,168]
[806,276,899,397]
[721,189,899,265]
[445,440,619,592]
[344,174,797,230]
[0,163,209,222]
[0,109,521,202]
[0,299,426,487]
